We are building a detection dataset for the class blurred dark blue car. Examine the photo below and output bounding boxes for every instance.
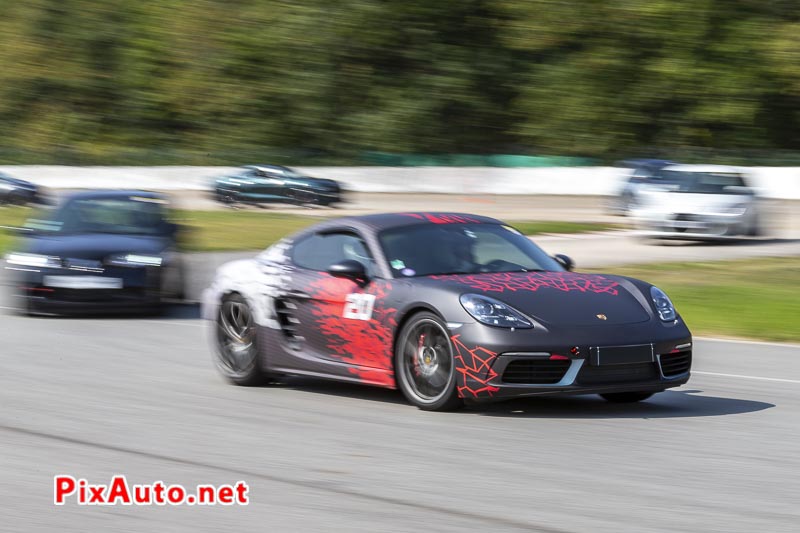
[213,165,343,207]
[4,190,184,315]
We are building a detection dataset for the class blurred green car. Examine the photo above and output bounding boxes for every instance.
[213,165,343,208]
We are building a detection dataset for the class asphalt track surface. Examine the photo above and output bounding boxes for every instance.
[2,306,799,532]
[2,194,800,531]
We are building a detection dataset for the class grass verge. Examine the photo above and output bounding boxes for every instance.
[596,257,800,343]
[0,206,620,253]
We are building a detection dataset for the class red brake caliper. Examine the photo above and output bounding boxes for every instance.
[414,334,425,376]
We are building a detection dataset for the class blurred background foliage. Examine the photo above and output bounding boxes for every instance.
[1,0,800,165]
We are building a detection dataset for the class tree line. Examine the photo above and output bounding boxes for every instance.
[1,0,799,165]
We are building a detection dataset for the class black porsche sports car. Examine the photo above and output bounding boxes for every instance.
[4,190,184,315]
[203,212,691,410]
[213,165,342,207]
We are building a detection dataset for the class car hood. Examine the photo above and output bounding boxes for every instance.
[419,271,652,326]
[20,233,171,260]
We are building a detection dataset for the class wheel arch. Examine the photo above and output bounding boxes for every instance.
[391,303,447,365]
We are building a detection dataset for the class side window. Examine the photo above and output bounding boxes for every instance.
[291,232,375,275]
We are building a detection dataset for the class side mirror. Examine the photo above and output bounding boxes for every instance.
[328,259,368,284]
[554,254,574,272]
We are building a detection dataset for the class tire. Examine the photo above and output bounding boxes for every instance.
[600,392,655,403]
[217,191,238,207]
[746,216,761,237]
[213,293,266,386]
[395,311,463,411]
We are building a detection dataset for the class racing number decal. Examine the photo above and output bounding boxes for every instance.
[343,293,376,320]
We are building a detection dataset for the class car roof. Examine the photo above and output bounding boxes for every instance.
[298,212,503,235]
[661,164,744,174]
[619,159,674,168]
[64,190,168,201]
[244,164,296,173]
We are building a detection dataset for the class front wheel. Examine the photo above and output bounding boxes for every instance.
[214,293,265,386]
[600,392,655,403]
[395,312,462,411]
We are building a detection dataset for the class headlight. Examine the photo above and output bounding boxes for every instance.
[106,254,163,267]
[459,294,533,329]
[650,286,676,321]
[5,252,62,268]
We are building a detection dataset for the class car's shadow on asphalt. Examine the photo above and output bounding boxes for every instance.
[273,377,409,406]
[472,388,774,419]
[6,302,203,320]
[267,380,774,418]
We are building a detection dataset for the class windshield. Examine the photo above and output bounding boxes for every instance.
[25,196,170,235]
[659,171,748,194]
[379,223,563,278]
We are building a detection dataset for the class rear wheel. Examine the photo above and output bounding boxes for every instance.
[746,216,761,237]
[214,293,265,386]
[395,312,462,411]
[600,392,655,403]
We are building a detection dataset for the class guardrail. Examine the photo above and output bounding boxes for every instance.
[1,165,799,199]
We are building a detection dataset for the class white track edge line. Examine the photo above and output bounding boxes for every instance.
[693,371,800,384]
[694,336,800,349]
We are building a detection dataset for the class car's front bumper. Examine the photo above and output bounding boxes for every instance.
[6,264,161,315]
[449,319,692,401]
[483,352,690,400]
[634,211,750,239]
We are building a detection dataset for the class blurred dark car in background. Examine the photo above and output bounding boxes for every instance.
[0,172,48,206]
[608,159,676,216]
[4,190,184,315]
[213,165,343,208]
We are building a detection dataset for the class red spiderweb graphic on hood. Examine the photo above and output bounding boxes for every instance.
[432,271,620,295]
[306,277,398,386]
[451,335,499,398]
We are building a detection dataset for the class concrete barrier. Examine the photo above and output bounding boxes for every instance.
[1,165,799,199]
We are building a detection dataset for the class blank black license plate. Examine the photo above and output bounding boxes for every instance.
[591,344,654,366]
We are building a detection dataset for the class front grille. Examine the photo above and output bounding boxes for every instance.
[660,351,692,376]
[502,359,571,384]
[576,363,659,385]
[44,287,148,303]
[63,258,103,270]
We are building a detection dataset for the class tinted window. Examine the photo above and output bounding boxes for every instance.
[292,232,375,274]
[661,171,748,194]
[379,223,563,277]
[25,196,169,235]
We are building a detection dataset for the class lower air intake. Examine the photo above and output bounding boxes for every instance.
[660,351,692,377]
[502,359,571,385]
